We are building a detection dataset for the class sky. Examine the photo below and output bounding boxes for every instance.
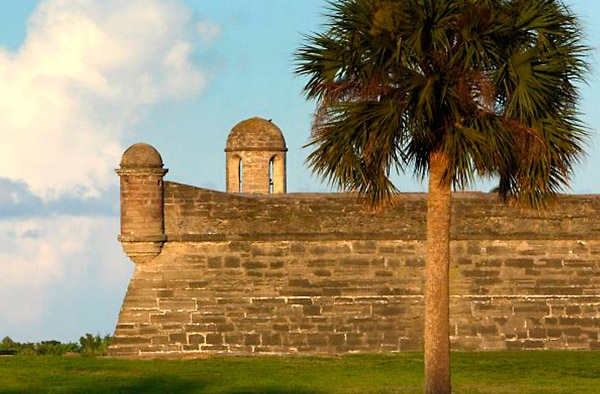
[1,0,600,343]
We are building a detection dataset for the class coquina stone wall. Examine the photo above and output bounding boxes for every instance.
[109,181,600,357]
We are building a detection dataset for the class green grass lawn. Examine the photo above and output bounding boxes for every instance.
[1,351,599,394]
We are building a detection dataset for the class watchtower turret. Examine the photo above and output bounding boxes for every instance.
[225,117,287,194]
[116,143,167,264]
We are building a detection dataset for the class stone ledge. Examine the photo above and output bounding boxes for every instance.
[119,234,167,243]
[116,168,168,176]
[163,233,600,242]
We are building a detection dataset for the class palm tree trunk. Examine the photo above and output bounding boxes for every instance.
[425,151,451,394]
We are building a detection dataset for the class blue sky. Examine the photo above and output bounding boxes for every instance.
[1,0,600,342]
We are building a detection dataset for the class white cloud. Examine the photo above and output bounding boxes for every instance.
[197,20,221,43]
[0,0,223,341]
[0,215,132,341]
[0,0,216,200]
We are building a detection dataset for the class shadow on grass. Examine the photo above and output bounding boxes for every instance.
[0,375,321,394]
[225,390,320,394]
[0,376,198,394]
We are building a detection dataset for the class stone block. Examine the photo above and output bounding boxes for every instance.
[346,333,365,346]
[478,325,498,335]
[523,340,544,349]
[244,333,261,346]
[169,333,187,344]
[111,336,151,346]
[159,299,197,311]
[123,298,158,309]
[505,259,534,268]
[405,258,425,267]
[352,241,377,253]
[286,333,307,346]
[262,333,282,346]
[270,261,284,269]
[229,241,251,252]
[566,305,582,315]
[109,346,140,356]
[151,336,169,345]
[119,311,151,324]
[329,334,346,346]
[314,269,332,277]
[208,258,222,269]
[224,256,241,268]
[244,261,267,269]
[563,327,582,337]
[340,257,370,266]
[303,305,321,316]
[506,341,524,350]
[189,334,206,345]
[528,328,546,339]
[206,333,223,345]
[150,312,191,324]
[307,334,328,346]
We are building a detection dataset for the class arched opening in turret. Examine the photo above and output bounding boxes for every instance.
[269,157,274,194]
[227,154,243,193]
[271,153,286,193]
[238,157,243,193]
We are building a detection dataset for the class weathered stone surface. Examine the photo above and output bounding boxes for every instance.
[109,143,600,358]
[162,185,600,242]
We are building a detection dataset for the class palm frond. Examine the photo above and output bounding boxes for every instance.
[295,0,590,209]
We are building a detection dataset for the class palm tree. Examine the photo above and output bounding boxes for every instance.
[79,333,111,357]
[295,0,588,392]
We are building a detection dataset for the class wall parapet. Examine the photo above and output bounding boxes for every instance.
[163,181,600,241]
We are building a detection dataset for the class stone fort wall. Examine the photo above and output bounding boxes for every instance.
[109,180,600,357]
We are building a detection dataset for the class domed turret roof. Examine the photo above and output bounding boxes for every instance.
[120,143,164,168]
[225,117,287,152]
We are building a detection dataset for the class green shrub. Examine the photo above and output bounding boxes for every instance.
[0,334,110,356]
[79,334,111,357]
[35,340,79,356]
[0,337,19,355]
